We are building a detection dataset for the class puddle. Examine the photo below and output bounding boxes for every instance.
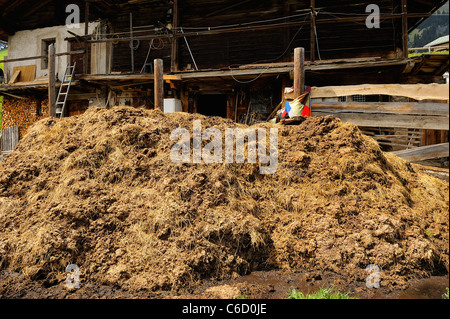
[395,277,449,299]
[226,271,449,299]
[232,271,338,299]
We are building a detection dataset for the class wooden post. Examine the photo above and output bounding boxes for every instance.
[283,4,291,62]
[294,47,305,98]
[154,59,164,111]
[130,12,135,73]
[402,0,408,59]
[84,1,90,35]
[84,0,90,74]
[310,0,316,62]
[48,43,56,118]
[171,0,179,72]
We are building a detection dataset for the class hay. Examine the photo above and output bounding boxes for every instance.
[0,106,448,292]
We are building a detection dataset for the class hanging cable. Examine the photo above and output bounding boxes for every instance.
[314,24,322,61]
[89,12,311,39]
[141,39,154,73]
[180,27,199,71]
[229,14,310,84]
[230,66,272,84]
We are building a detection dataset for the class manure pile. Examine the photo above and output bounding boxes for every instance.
[0,106,448,292]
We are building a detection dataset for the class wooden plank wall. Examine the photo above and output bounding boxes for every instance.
[110,5,171,73]
[309,99,449,151]
[108,0,401,73]
[1,126,19,153]
[311,101,449,130]
[70,40,91,75]
[179,0,399,67]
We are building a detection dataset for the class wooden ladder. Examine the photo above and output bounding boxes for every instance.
[56,62,76,119]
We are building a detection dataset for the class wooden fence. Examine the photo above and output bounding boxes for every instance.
[1,126,19,154]
[310,102,449,131]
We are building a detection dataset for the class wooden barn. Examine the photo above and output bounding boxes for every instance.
[0,0,448,165]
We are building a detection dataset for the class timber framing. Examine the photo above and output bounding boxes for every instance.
[394,143,450,162]
[0,0,448,159]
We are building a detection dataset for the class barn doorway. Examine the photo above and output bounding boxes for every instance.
[197,94,227,118]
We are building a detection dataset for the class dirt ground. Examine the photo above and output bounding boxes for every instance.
[0,270,448,299]
[0,106,448,299]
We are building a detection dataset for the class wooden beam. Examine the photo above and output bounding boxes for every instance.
[1,0,28,15]
[48,44,56,118]
[310,0,316,62]
[171,0,179,73]
[77,59,410,82]
[393,143,449,162]
[80,74,181,82]
[85,1,90,36]
[180,59,409,79]
[84,0,90,75]
[21,0,53,18]
[311,102,449,116]
[309,84,449,101]
[294,47,305,98]
[130,12,135,73]
[402,0,408,59]
[154,59,164,111]
[312,111,449,131]
[8,70,21,84]
[0,50,85,64]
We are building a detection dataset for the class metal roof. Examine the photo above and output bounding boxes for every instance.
[425,35,450,48]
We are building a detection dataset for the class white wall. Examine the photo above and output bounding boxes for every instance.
[6,23,99,82]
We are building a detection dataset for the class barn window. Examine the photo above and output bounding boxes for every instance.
[41,38,56,70]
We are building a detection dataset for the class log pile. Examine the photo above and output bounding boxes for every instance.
[1,97,49,138]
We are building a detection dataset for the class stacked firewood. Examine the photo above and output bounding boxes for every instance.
[1,97,49,138]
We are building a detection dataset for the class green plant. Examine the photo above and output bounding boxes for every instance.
[443,287,449,299]
[426,229,435,240]
[288,287,356,300]
[409,51,449,58]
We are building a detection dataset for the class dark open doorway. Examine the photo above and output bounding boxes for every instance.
[197,94,228,118]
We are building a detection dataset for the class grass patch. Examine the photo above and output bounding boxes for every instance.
[288,288,356,300]
[409,51,449,58]
[443,288,449,299]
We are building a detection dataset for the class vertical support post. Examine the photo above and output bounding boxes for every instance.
[310,0,316,62]
[130,12,135,73]
[171,0,179,72]
[294,47,305,99]
[154,59,164,111]
[283,4,290,62]
[84,0,90,74]
[48,43,56,118]
[84,1,90,36]
[402,0,408,59]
